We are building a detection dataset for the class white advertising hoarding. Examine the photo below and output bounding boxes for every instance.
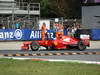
[39,19,50,30]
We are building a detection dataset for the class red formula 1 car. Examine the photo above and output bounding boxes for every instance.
[21,35,90,51]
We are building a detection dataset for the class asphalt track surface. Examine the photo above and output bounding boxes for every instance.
[0,49,100,62]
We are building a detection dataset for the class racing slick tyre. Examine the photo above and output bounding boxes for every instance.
[30,41,40,51]
[45,46,49,50]
[77,41,86,51]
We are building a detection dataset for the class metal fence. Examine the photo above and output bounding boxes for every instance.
[0,1,40,29]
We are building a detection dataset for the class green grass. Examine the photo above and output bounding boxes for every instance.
[0,58,100,75]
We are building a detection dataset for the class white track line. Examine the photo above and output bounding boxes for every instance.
[0,56,100,65]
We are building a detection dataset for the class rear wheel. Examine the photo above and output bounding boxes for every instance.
[77,41,86,51]
[30,41,40,51]
[45,46,49,50]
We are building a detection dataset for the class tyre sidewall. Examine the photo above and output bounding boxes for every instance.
[77,41,86,51]
[30,42,40,51]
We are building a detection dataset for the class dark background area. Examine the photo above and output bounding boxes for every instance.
[16,0,81,19]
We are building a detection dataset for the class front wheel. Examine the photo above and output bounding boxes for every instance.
[30,41,40,51]
[77,41,86,51]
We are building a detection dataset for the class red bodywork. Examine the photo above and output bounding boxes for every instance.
[21,35,90,50]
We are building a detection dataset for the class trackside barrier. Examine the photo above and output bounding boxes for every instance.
[91,29,100,40]
[1,29,98,41]
[63,29,67,35]
[0,29,56,41]
[74,29,91,39]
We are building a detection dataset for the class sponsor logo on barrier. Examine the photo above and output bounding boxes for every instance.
[0,29,23,39]
[46,33,54,39]
[30,31,41,39]
[0,29,55,40]
[0,32,13,39]
[30,31,54,39]
[14,29,23,39]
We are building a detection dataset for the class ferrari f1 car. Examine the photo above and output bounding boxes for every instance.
[21,35,90,51]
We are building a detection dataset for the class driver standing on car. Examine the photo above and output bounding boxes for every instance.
[41,22,47,41]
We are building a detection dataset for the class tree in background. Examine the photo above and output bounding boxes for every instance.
[48,0,69,18]
[16,0,81,19]
[49,0,81,19]
[40,0,51,18]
